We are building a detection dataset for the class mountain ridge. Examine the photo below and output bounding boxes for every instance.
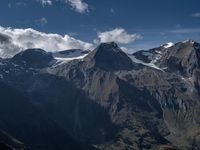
[0,40,200,150]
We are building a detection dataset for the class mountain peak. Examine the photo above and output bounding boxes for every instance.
[99,41,118,47]
[84,42,134,70]
[11,48,53,68]
[12,48,51,58]
[157,40,200,76]
[96,42,120,53]
[182,39,195,44]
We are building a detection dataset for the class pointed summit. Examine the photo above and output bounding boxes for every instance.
[85,42,134,70]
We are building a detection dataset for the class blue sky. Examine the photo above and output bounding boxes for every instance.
[0,0,200,52]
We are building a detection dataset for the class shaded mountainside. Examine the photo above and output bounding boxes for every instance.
[0,129,27,150]
[0,82,97,150]
[11,48,54,68]
[84,42,137,70]
[0,41,200,149]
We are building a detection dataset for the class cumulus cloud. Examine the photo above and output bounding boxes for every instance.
[37,0,52,7]
[95,28,142,44]
[64,0,89,13]
[0,26,93,58]
[192,12,200,18]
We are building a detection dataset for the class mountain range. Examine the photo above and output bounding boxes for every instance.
[0,40,200,150]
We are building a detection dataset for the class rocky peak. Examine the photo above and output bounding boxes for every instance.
[84,42,134,70]
[182,39,195,44]
[157,40,200,76]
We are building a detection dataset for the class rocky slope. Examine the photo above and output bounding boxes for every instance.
[0,41,200,150]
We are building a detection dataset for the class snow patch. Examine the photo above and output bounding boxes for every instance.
[142,51,152,57]
[52,54,87,67]
[151,53,162,64]
[0,62,4,66]
[128,55,162,70]
[54,54,87,62]
[53,49,89,62]
[163,42,174,48]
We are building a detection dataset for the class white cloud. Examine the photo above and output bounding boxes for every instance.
[0,26,93,58]
[36,17,48,26]
[95,28,142,44]
[110,8,115,15]
[65,0,89,13]
[35,0,89,13]
[37,0,52,7]
[192,12,200,18]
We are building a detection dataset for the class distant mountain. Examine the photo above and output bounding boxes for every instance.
[132,40,200,93]
[0,40,200,150]
[156,40,200,76]
[133,40,199,71]
[11,48,54,68]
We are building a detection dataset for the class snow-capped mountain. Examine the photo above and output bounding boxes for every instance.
[131,40,200,75]
[0,40,200,150]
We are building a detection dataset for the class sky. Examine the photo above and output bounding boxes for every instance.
[0,0,200,57]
